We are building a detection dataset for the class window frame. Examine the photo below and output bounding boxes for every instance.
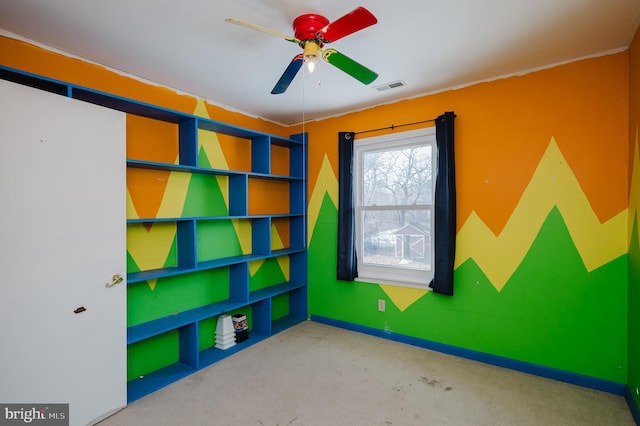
[354,127,436,289]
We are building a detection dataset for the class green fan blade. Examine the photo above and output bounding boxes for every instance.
[322,48,378,85]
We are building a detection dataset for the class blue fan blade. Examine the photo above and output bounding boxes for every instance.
[271,54,303,94]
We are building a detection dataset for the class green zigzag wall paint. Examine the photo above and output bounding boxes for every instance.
[628,213,640,406]
[309,192,627,383]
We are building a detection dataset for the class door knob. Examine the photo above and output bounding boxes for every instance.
[105,273,124,287]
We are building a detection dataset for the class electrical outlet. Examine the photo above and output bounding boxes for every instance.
[378,299,385,312]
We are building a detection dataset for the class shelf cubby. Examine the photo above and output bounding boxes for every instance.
[124,123,307,402]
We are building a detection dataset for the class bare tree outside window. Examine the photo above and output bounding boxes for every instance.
[360,145,432,271]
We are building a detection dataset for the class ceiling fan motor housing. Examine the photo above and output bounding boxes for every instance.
[293,14,329,43]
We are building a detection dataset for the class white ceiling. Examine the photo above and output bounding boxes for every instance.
[1,0,639,125]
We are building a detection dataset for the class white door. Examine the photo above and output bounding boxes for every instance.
[0,79,126,425]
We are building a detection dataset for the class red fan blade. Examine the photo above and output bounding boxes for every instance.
[317,7,377,43]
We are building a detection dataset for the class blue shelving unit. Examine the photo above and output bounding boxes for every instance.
[0,65,308,404]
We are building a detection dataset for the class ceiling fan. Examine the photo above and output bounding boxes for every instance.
[226,6,379,94]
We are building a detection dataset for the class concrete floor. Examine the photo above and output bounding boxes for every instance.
[100,321,635,425]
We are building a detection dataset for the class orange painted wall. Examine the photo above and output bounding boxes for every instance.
[0,35,287,137]
[0,34,293,218]
[300,53,628,235]
[2,33,627,235]
[631,26,640,164]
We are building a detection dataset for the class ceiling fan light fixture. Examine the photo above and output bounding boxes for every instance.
[303,41,320,73]
[306,58,317,73]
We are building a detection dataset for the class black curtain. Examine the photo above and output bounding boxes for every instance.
[429,112,456,295]
[337,131,358,281]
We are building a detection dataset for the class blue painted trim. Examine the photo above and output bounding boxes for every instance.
[0,65,304,145]
[311,315,626,396]
[625,386,640,425]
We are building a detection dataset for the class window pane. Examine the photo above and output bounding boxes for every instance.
[362,209,431,270]
[362,145,432,206]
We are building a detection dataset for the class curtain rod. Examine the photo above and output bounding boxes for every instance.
[354,118,436,136]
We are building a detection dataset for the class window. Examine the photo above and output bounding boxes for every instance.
[354,127,435,288]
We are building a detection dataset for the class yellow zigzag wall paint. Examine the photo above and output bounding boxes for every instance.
[456,138,626,292]
[302,52,629,383]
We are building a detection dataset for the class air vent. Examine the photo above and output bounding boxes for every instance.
[374,80,406,92]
